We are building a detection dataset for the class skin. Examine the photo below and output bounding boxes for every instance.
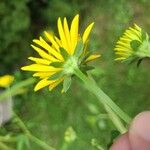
[110,111,150,150]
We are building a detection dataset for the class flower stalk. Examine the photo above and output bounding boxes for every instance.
[74,67,132,125]
[104,104,127,134]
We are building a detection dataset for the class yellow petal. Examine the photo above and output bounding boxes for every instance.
[63,17,72,54]
[33,37,63,61]
[82,22,94,44]
[34,78,52,91]
[129,27,141,37]
[54,36,62,46]
[115,57,126,61]
[134,24,141,31]
[115,52,130,56]
[84,54,101,63]
[57,17,68,52]
[117,41,132,49]
[49,78,64,91]
[0,75,14,88]
[70,14,79,54]
[21,64,62,72]
[31,44,58,62]
[33,72,55,78]
[44,31,60,51]
[115,47,132,52]
[124,32,140,41]
[28,57,51,65]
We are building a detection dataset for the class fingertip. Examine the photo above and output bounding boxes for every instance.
[109,133,131,150]
[129,111,150,150]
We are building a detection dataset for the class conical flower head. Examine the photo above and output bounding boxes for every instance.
[114,24,150,65]
[21,15,101,92]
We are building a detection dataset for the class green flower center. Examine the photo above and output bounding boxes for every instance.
[63,56,78,75]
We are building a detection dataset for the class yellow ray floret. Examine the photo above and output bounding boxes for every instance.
[70,14,79,54]
[84,54,101,63]
[44,31,60,51]
[28,57,51,65]
[33,72,56,78]
[21,64,62,72]
[34,78,52,91]
[49,78,64,91]
[82,22,94,44]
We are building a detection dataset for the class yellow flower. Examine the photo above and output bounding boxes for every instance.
[0,75,14,88]
[21,14,101,92]
[114,24,150,63]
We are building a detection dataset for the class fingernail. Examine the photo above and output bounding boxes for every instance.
[130,111,150,141]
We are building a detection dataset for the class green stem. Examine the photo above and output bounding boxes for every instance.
[14,113,55,150]
[74,67,132,124]
[104,105,127,134]
[88,75,127,133]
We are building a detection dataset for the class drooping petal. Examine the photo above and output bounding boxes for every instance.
[33,72,56,78]
[70,14,79,54]
[49,77,64,91]
[34,78,52,91]
[28,57,51,65]
[82,22,94,44]
[84,54,101,63]
[115,57,126,61]
[21,64,62,72]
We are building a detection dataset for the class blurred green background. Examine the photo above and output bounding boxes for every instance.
[0,0,150,149]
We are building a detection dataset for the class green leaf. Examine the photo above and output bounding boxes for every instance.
[49,71,64,80]
[50,62,63,68]
[60,47,69,60]
[74,40,84,58]
[63,76,72,93]
[130,40,141,51]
